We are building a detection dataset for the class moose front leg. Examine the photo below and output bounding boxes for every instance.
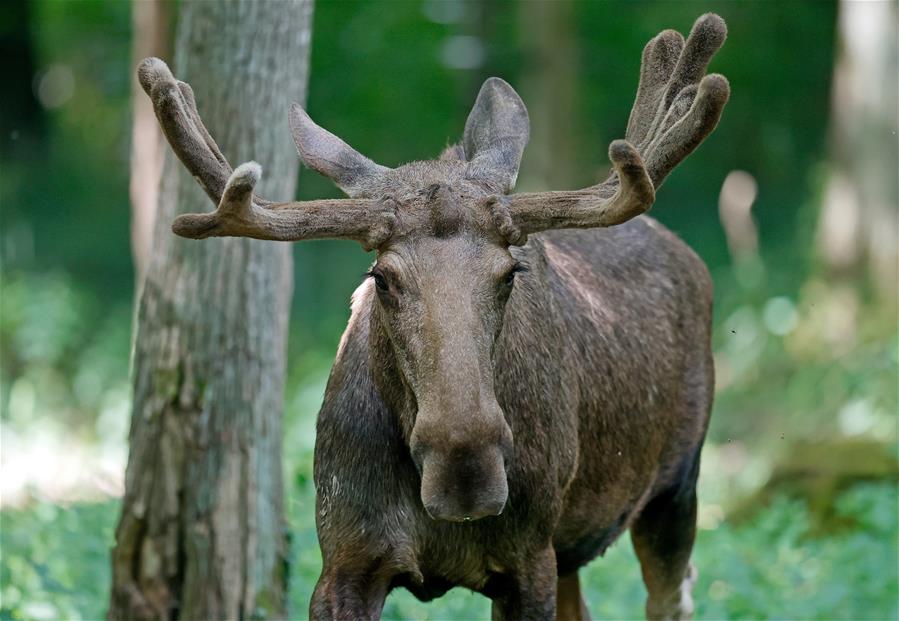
[490,546,558,621]
[309,563,392,621]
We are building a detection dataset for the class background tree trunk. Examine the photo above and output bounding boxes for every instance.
[110,1,313,619]
[517,0,579,191]
[129,0,172,289]
[816,0,898,303]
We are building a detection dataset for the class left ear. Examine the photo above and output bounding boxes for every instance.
[462,77,530,193]
[289,103,390,198]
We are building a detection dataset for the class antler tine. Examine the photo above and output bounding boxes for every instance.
[642,72,729,187]
[499,140,654,239]
[138,57,233,203]
[629,13,730,187]
[496,13,728,243]
[176,80,230,172]
[626,29,685,148]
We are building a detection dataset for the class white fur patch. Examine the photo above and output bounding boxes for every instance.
[334,278,374,361]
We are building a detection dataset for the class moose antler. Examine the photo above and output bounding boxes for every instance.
[500,13,730,239]
[143,14,728,250]
[137,57,395,250]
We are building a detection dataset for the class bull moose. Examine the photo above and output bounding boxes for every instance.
[138,12,730,620]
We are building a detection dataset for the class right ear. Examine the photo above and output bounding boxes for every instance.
[463,77,530,193]
[289,103,390,198]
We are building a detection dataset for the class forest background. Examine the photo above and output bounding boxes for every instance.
[1,1,896,619]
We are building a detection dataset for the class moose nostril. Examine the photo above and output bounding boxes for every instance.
[424,495,506,523]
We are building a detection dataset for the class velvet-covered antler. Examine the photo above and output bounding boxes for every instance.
[499,13,730,240]
[137,57,395,250]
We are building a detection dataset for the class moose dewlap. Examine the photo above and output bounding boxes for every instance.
[140,12,730,621]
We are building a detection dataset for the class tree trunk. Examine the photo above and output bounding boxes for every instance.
[110,1,313,619]
[129,0,172,289]
[517,0,579,191]
[817,0,898,303]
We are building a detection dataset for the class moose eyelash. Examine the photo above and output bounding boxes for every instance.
[364,270,391,292]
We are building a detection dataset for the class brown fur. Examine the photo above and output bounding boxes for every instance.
[311,206,714,620]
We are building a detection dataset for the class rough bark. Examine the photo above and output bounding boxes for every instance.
[110,1,313,619]
[817,0,898,302]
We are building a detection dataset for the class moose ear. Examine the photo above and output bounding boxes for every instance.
[463,77,530,193]
[289,103,390,198]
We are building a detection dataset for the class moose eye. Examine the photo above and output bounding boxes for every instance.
[367,270,389,292]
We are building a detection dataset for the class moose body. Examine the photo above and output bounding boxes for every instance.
[312,215,712,619]
[140,12,730,620]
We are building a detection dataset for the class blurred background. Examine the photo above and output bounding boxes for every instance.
[1,1,896,619]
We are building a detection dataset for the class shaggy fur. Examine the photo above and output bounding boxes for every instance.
[311,219,714,620]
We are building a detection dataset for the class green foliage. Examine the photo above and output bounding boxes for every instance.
[3,0,132,286]
[692,484,898,621]
[706,277,898,477]
[0,271,131,441]
[1,482,895,620]
[0,502,117,621]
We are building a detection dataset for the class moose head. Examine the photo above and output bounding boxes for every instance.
[138,13,728,523]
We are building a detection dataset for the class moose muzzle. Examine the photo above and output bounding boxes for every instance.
[412,404,512,523]
[419,444,508,522]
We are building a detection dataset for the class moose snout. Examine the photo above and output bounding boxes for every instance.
[415,441,510,523]
[420,446,509,522]
[409,386,513,522]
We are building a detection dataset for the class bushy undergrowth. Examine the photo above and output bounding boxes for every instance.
[2,481,895,621]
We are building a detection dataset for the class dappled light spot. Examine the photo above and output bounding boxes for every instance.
[440,36,485,70]
[762,296,798,336]
[35,64,75,110]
